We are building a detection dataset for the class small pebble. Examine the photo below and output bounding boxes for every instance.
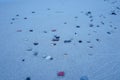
[17,30,22,32]
[43,31,47,33]
[87,41,91,43]
[64,40,71,43]
[26,48,32,51]
[47,8,51,10]
[78,40,82,43]
[24,17,27,19]
[64,22,67,24]
[107,32,111,35]
[10,22,13,24]
[64,53,68,56]
[89,46,93,48]
[74,16,78,19]
[57,71,65,76]
[16,14,19,16]
[96,25,100,27]
[22,59,25,62]
[80,76,89,80]
[51,29,56,32]
[33,52,39,56]
[33,42,39,46]
[29,29,33,32]
[25,77,31,80]
[111,12,117,15]
[26,77,31,80]
[96,39,100,42]
[45,56,53,60]
[76,25,80,28]
[12,18,15,20]
[32,11,35,13]
[75,32,77,35]
[89,24,94,27]
[51,43,57,46]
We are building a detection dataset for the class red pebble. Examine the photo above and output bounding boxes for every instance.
[57,71,65,76]
[51,29,56,32]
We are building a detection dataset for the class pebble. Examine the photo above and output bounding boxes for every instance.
[17,29,22,32]
[57,71,65,76]
[51,29,56,32]
[89,46,93,48]
[33,42,39,46]
[96,39,100,42]
[29,29,33,32]
[64,22,67,24]
[43,31,47,33]
[86,41,91,43]
[22,59,25,62]
[89,24,94,27]
[107,31,111,35]
[33,52,39,56]
[111,12,117,15]
[12,18,15,20]
[44,56,53,60]
[78,40,82,43]
[52,35,60,41]
[76,25,80,28]
[26,77,31,80]
[80,76,89,80]
[26,48,32,51]
[16,14,19,16]
[32,11,35,13]
[51,43,57,46]
[24,17,27,19]
[64,40,72,43]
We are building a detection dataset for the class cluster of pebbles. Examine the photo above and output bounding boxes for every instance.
[9,0,120,80]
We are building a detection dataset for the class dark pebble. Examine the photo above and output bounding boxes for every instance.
[22,59,25,62]
[111,12,117,15]
[86,11,91,16]
[47,8,51,10]
[107,32,111,35]
[101,21,104,25]
[29,29,33,32]
[89,24,94,27]
[43,31,47,33]
[75,32,77,35]
[26,77,31,80]
[114,27,117,29]
[89,15,93,18]
[78,40,82,43]
[87,41,91,43]
[80,76,89,80]
[96,39,100,42]
[12,18,15,20]
[33,52,39,56]
[51,43,57,46]
[89,46,93,48]
[24,17,27,19]
[10,22,13,24]
[64,22,67,24]
[96,25,100,27]
[50,57,54,60]
[33,42,39,45]
[74,16,78,19]
[64,40,72,43]
[52,35,60,41]
[76,25,80,28]
[32,11,35,13]
[16,14,19,16]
